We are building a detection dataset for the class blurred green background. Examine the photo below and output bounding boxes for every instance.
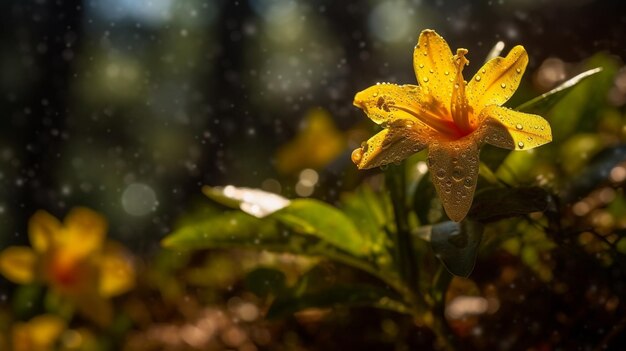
[1,0,626,350]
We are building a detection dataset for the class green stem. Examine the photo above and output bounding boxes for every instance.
[431,265,458,351]
[386,163,418,293]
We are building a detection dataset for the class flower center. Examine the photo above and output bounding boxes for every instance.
[450,48,473,136]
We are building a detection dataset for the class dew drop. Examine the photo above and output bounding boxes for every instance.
[436,168,446,179]
[429,69,434,73]
[500,83,507,88]
[373,92,378,97]
[423,51,428,56]
[423,77,429,82]
[444,71,449,75]
[419,63,424,68]
[452,166,464,181]
[515,68,521,73]
[351,148,363,164]
[463,177,473,188]
[481,69,486,74]
[515,123,523,130]
[475,75,481,82]
[518,141,525,149]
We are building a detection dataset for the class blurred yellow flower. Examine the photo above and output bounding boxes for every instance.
[276,108,346,174]
[352,29,552,221]
[0,208,135,326]
[11,314,65,351]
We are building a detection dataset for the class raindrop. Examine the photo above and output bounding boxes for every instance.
[515,124,523,130]
[463,177,473,188]
[436,168,446,179]
[423,77,429,82]
[452,166,463,181]
[515,68,521,73]
[475,75,481,82]
[429,69,434,73]
[419,63,424,68]
[444,71,449,75]
[481,69,486,74]
[500,83,507,88]
[373,92,378,97]
[351,148,363,164]
[518,141,525,149]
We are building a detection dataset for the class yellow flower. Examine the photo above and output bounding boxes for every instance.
[11,314,66,351]
[0,208,135,325]
[351,29,552,221]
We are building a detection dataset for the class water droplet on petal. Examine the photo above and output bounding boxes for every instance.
[481,69,486,74]
[436,168,446,179]
[518,141,525,149]
[351,148,363,164]
[463,177,473,188]
[444,71,449,75]
[419,63,424,68]
[452,166,463,181]
[475,75,481,82]
[429,69,434,73]
[501,83,507,88]
[515,124,523,130]
[423,77,429,82]
[515,68,521,73]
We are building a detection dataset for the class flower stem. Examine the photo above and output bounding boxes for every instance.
[386,162,418,292]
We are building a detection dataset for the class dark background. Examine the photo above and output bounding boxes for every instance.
[1,0,625,249]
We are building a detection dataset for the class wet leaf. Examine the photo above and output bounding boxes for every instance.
[203,185,290,218]
[340,185,392,248]
[562,145,626,203]
[515,67,603,113]
[468,187,549,222]
[274,199,372,257]
[427,220,484,277]
[266,284,409,319]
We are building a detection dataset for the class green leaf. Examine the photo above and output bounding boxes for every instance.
[274,199,372,257]
[468,187,549,222]
[202,185,291,218]
[244,267,287,297]
[427,220,484,277]
[266,284,409,318]
[562,145,626,203]
[515,67,603,113]
[340,185,392,250]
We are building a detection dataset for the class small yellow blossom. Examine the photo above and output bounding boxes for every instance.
[0,208,135,325]
[11,314,66,351]
[351,29,552,221]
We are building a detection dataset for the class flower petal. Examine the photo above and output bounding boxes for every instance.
[0,247,37,284]
[98,242,135,298]
[467,45,528,111]
[12,314,66,351]
[414,29,456,109]
[28,210,61,254]
[354,83,462,137]
[428,136,480,222]
[477,105,552,150]
[61,207,107,257]
[352,120,438,169]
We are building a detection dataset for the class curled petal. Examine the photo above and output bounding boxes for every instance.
[0,246,37,284]
[352,120,437,169]
[477,105,552,150]
[414,30,456,110]
[98,242,135,298]
[28,210,61,254]
[62,207,107,258]
[354,83,425,125]
[428,136,481,222]
[467,45,528,112]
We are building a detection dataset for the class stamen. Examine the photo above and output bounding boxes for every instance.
[393,104,462,138]
[451,48,472,134]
